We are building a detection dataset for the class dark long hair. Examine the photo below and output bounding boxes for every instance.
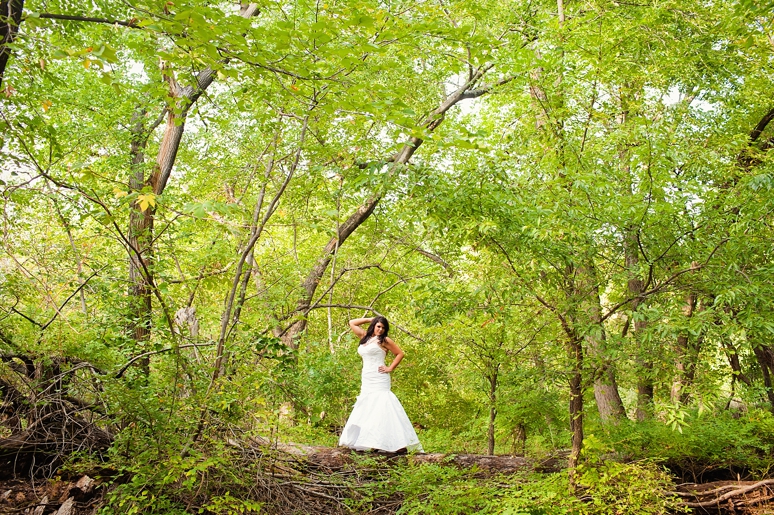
[359,316,390,346]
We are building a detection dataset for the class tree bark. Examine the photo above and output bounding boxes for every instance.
[127,109,153,373]
[487,365,499,456]
[568,336,583,471]
[124,4,260,364]
[616,85,654,421]
[624,230,654,420]
[0,0,24,89]
[579,261,626,422]
[753,343,774,413]
[511,423,526,455]
[721,336,751,387]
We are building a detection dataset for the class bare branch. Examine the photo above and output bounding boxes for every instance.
[309,304,426,342]
[40,269,101,330]
[412,247,455,277]
[115,342,216,378]
[37,12,140,28]
[600,238,728,323]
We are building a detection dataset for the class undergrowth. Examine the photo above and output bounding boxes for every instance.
[76,408,774,514]
[594,408,774,480]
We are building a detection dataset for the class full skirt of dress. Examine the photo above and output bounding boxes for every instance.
[338,339,423,452]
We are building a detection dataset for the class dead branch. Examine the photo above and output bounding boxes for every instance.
[674,479,774,508]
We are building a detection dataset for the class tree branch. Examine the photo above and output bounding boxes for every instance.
[750,108,774,143]
[37,12,140,28]
[677,479,774,508]
[308,304,426,342]
[40,269,101,330]
[115,342,216,378]
[600,238,728,323]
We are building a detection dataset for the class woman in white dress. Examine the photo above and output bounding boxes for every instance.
[338,316,423,452]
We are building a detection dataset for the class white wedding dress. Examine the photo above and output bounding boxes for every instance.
[338,337,423,452]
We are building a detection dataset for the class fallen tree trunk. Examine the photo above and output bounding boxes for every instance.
[233,438,568,476]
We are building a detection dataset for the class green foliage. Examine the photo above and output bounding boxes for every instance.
[598,409,774,477]
[101,442,265,515]
[575,436,688,515]
[372,460,683,515]
[5,0,774,511]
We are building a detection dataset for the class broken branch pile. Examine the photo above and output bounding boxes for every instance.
[673,480,774,513]
[0,353,112,479]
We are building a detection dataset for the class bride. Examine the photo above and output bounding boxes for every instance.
[338,316,423,452]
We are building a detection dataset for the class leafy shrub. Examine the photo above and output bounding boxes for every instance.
[596,408,774,479]
[375,458,683,515]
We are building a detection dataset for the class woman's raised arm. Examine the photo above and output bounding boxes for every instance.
[349,317,372,338]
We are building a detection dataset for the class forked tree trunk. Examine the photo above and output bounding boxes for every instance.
[123,4,260,369]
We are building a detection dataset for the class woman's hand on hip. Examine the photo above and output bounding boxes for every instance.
[378,365,391,374]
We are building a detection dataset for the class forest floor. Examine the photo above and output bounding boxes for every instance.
[1,443,774,514]
[0,475,103,515]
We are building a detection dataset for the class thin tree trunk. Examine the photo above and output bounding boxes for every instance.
[618,85,654,421]
[50,195,87,314]
[635,361,654,421]
[512,423,526,455]
[128,109,153,374]
[624,232,654,420]
[721,336,751,387]
[568,336,583,472]
[0,0,24,88]
[671,292,698,403]
[487,365,499,456]
[753,343,774,413]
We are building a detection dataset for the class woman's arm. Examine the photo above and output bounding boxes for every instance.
[379,337,404,373]
[349,317,372,338]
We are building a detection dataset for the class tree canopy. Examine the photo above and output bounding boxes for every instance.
[3,0,774,512]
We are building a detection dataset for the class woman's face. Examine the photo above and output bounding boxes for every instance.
[373,322,385,336]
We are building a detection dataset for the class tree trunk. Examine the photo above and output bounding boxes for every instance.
[721,336,751,387]
[0,0,24,88]
[511,423,526,455]
[624,229,654,420]
[278,197,379,348]
[123,4,261,369]
[753,343,774,413]
[671,292,699,403]
[487,366,499,456]
[568,336,583,471]
[579,260,626,422]
[127,110,153,374]
[635,363,654,421]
